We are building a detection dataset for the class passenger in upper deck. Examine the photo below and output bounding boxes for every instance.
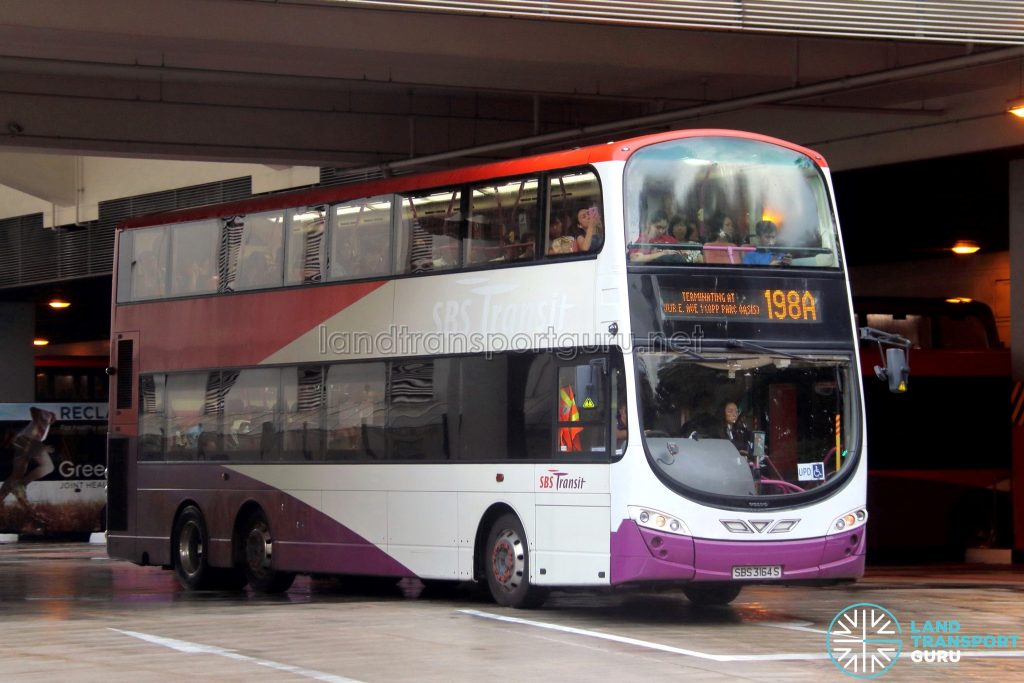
[742,220,792,266]
[628,211,679,263]
[570,205,603,252]
[670,215,700,244]
[703,212,746,264]
[547,214,577,254]
[706,212,738,245]
[669,213,703,263]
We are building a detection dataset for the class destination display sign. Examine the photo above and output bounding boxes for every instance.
[661,288,821,323]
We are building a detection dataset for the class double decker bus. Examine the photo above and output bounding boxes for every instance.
[107,130,866,606]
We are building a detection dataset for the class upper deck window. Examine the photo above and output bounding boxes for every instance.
[396,189,463,274]
[467,178,540,265]
[124,226,169,301]
[329,196,392,281]
[231,211,285,291]
[169,219,221,296]
[624,137,839,269]
[286,206,327,285]
[546,170,603,256]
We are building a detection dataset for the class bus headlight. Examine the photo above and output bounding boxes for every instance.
[628,506,690,536]
[830,507,868,533]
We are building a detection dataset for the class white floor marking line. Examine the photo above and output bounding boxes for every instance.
[458,609,829,662]
[956,650,1024,658]
[110,628,365,683]
[760,621,830,635]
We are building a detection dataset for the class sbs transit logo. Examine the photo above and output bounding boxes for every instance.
[827,602,902,678]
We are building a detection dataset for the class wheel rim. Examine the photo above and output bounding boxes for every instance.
[490,528,524,593]
[178,520,203,578]
[245,522,272,578]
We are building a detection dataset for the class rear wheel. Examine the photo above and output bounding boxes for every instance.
[683,583,742,606]
[172,506,217,590]
[484,513,547,609]
[241,509,296,593]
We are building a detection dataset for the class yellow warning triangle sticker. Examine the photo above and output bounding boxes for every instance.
[582,397,596,409]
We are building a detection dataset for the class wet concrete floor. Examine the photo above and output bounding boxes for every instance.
[2,542,1023,681]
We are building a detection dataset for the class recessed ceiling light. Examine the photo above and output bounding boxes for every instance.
[951,240,980,255]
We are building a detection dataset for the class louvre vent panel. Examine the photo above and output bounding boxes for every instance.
[115,339,134,410]
[0,177,253,289]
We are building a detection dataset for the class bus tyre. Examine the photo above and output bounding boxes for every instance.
[683,583,742,606]
[241,510,295,593]
[485,513,547,609]
[172,505,219,591]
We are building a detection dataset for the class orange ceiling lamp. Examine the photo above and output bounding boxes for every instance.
[1009,97,1024,118]
[48,297,70,309]
[951,240,980,255]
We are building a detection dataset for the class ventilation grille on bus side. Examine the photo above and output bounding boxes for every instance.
[116,339,133,410]
[106,438,128,532]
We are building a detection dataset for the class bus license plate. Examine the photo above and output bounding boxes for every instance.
[731,565,782,580]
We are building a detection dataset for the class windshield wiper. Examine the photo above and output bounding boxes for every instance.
[640,333,711,361]
[725,338,818,362]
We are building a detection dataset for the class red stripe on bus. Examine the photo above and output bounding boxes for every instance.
[113,280,387,372]
[120,130,827,230]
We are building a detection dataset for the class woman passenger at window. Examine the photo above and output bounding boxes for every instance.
[670,215,699,243]
[628,211,678,263]
[570,205,604,252]
[669,214,703,263]
[706,212,738,245]
[547,213,577,254]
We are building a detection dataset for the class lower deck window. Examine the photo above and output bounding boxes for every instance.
[138,351,622,464]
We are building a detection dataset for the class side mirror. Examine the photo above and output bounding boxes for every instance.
[874,348,909,394]
[860,327,911,394]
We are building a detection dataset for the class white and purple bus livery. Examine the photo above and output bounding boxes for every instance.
[107,129,866,606]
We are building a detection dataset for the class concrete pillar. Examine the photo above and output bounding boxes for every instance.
[1010,160,1024,563]
[0,302,35,402]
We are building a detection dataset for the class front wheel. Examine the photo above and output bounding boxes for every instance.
[683,583,742,606]
[484,513,547,609]
[241,509,296,593]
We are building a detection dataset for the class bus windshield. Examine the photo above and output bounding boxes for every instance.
[636,351,854,499]
[624,137,839,268]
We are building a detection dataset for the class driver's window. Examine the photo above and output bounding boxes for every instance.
[556,362,608,458]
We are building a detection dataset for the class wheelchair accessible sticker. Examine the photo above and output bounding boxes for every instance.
[797,461,825,481]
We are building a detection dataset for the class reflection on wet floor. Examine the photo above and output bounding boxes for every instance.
[3,542,1024,682]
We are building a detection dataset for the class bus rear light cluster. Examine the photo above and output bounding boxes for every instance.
[629,506,690,536]
[832,508,867,533]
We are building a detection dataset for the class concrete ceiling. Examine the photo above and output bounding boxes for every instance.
[1,0,1022,342]
[0,0,1022,175]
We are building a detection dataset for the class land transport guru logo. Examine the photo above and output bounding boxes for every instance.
[827,603,902,678]
[827,601,1021,677]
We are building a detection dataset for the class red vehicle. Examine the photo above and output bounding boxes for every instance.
[855,297,1011,561]
[35,356,109,403]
